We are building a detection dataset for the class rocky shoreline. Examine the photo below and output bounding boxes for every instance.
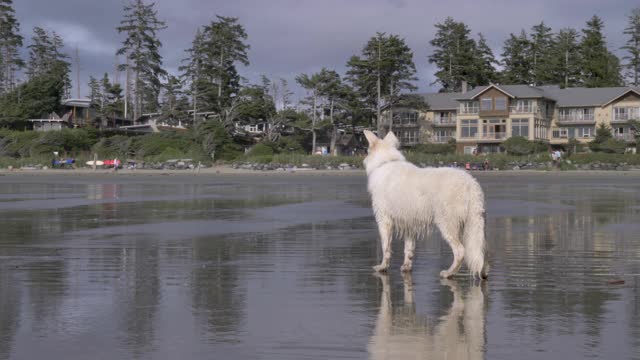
[5,159,640,173]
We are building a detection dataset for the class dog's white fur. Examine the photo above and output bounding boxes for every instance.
[363,130,489,278]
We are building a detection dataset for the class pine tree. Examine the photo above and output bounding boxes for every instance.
[296,71,324,154]
[550,28,581,88]
[428,17,477,91]
[160,75,184,120]
[500,30,532,84]
[471,33,499,86]
[88,75,101,105]
[579,15,622,87]
[346,32,417,133]
[180,16,250,117]
[622,8,640,86]
[117,0,167,120]
[0,0,23,93]
[530,22,555,85]
[203,16,249,111]
[26,27,70,98]
[26,27,52,78]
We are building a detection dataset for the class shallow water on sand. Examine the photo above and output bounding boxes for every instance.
[0,173,639,360]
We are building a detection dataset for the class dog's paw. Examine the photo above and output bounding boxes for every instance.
[373,264,389,272]
[400,263,412,273]
[439,270,453,279]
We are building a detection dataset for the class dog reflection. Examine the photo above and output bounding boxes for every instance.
[368,273,486,360]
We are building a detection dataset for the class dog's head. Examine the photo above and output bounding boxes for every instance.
[362,130,405,174]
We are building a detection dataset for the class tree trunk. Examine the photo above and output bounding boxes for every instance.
[312,93,317,154]
[565,49,569,88]
[218,47,224,110]
[134,70,140,121]
[329,98,337,156]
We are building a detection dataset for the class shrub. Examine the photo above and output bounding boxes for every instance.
[411,141,455,154]
[502,136,529,155]
[589,138,627,154]
[247,143,274,157]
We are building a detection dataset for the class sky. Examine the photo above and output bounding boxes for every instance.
[14,0,639,101]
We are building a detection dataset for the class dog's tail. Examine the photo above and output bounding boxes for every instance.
[463,206,489,279]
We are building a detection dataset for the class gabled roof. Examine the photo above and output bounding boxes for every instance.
[419,92,462,110]
[601,88,640,107]
[457,84,550,100]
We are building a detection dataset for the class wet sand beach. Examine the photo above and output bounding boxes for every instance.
[0,170,639,359]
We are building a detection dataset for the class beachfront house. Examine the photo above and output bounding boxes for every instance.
[385,84,640,154]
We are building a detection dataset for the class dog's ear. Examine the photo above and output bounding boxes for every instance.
[363,130,379,146]
[383,131,400,149]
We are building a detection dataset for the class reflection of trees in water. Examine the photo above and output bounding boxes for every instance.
[25,257,69,328]
[368,274,486,360]
[489,195,633,348]
[117,244,160,356]
[0,270,20,360]
[190,233,272,340]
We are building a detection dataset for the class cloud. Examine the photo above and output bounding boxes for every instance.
[41,21,117,56]
[14,0,640,98]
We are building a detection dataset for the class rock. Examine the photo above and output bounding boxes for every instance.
[301,163,310,168]
[512,166,520,170]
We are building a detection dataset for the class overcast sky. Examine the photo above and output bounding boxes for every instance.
[14,0,639,100]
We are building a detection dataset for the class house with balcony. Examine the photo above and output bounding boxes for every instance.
[454,84,554,154]
[542,87,640,145]
[396,84,640,154]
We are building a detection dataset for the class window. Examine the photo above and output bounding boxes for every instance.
[461,119,478,138]
[534,118,549,139]
[559,108,594,121]
[464,146,476,155]
[460,101,479,114]
[400,130,418,144]
[512,118,529,137]
[552,128,568,138]
[614,107,640,121]
[579,127,593,138]
[392,111,418,125]
[513,100,533,112]
[495,97,507,110]
[480,98,492,111]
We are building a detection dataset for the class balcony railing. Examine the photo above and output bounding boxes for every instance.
[431,135,454,143]
[433,115,456,126]
[509,105,534,113]
[558,114,595,122]
[480,132,507,140]
[613,108,640,122]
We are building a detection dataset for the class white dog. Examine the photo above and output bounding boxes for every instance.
[363,130,489,278]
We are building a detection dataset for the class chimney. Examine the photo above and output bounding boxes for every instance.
[461,81,468,94]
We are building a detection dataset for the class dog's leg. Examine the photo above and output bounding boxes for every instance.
[438,223,465,278]
[400,236,415,272]
[373,216,393,272]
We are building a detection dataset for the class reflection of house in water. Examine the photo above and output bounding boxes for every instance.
[368,274,485,360]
